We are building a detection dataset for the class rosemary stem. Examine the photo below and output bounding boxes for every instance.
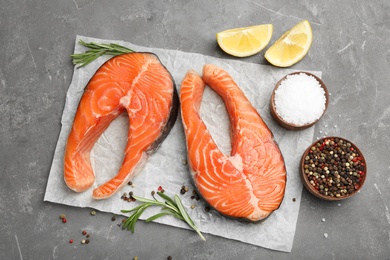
[71,40,134,68]
[121,193,205,241]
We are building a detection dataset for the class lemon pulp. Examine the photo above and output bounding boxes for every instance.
[217,24,273,57]
[265,20,312,67]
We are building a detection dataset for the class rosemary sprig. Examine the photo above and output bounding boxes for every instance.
[71,40,134,68]
[121,192,206,241]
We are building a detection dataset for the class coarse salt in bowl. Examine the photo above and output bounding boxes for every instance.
[270,72,329,130]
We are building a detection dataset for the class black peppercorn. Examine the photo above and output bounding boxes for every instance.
[303,137,365,198]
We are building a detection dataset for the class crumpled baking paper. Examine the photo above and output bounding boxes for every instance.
[44,35,321,252]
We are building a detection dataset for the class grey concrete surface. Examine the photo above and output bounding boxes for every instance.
[1,0,390,259]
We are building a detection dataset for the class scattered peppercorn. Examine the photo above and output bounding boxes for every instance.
[59,214,66,219]
[179,185,190,194]
[167,256,173,260]
[69,239,74,244]
[128,181,133,186]
[86,234,90,238]
[292,198,296,202]
[85,239,90,244]
[81,239,86,244]
[90,210,96,216]
[205,206,211,212]
[62,218,67,223]
[303,137,366,198]
[191,190,201,201]
[111,216,116,221]
[133,257,139,260]
[82,230,87,235]
[121,191,137,203]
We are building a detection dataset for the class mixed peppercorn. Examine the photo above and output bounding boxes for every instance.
[60,213,92,245]
[303,137,366,198]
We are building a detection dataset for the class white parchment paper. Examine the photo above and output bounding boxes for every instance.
[44,35,321,252]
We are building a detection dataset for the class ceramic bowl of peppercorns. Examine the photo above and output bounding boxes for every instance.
[300,136,367,201]
[270,71,329,130]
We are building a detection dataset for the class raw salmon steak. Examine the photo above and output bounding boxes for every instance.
[180,65,286,221]
[64,52,179,199]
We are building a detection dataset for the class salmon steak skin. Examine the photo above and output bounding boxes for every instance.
[180,65,286,221]
[64,52,179,199]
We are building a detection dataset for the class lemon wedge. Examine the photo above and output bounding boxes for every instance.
[265,20,313,67]
[216,24,273,57]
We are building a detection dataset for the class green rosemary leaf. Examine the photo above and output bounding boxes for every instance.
[145,212,171,222]
[121,204,145,214]
[175,199,206,241]
[129,205,149,233]
[122,214,135,231]
[174,195,205,241]
[110,43,133,53]
[163,201,180,215]
[157,192,177,207]
[161,207,185,221]
[174,195,195,227]
[121,204,148,232]
[157,192,181,215]
[132,195,165,206]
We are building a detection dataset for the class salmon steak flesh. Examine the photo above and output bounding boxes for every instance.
[180,65,286,221]
[64,52,179,199]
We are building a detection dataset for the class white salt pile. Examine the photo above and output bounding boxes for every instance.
[274,73,326,126]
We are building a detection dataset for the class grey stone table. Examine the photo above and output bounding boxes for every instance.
[1,0,389,259]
